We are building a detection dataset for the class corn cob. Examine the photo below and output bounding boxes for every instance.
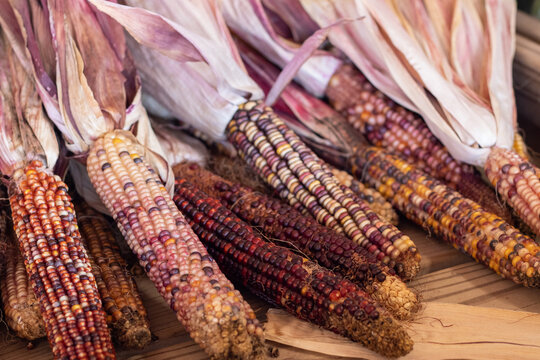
[175,162,419,320]
[0,209,7,274]
[86,130,265,359]
[9,160,115,359]
[226,100,420,280]
[350,147,540,287]
[76,201,151,349]
[326,64,512,222]
[0,236,46,340]
[173,178,414,357]
[485,148,540,236]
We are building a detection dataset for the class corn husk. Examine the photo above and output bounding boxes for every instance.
[0,27,58,178]
[261,0,319,43]
[298,0,517,167]
[4,0,173,199]
[89,0,263,142]
[220,0,342,98]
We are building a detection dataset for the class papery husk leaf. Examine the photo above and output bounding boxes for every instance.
[0,29,57,176]
[152,121,209,168]
[221,0,342,98]
[262,0,319,42]
[90,0,263,140]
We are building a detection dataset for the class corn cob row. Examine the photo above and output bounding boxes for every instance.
[76,202,151,349]
[0,236,46,340]
[326,64,512,222]
[86,130,265,360]
[513,133,531,161]
[350,147,540,287]
[330,167,399,225]
[173,178,414,357]
[9,160,115,359]
[227,100,420,280]
[486,148,540,236]
[0,209,7,274]
[174,162,419,320]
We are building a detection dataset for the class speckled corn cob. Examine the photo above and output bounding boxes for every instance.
[227,100,420,280]
[0,209,7,274]
[351,147,540,287]
[76,201,151,349]
[173,179,413,357]
[486,148,540,236]
[86,130,265,360]
[174,163,419,320]
[0,239,46,340]
[9,160,115,359]
[326,64,511,222]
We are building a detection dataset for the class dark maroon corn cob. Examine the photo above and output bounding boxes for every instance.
[174,163,419,319]
[173,178,413,357]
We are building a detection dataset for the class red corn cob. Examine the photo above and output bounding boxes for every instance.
[174,163,419,320]
[173,178,414,357]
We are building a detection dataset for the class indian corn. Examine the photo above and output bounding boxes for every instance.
[86,131,265,359]
[173,178,414,357]
[76,201,151,349]
[175,162,419,320]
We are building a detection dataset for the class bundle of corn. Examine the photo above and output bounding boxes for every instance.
[90,0,420,280]
[173,178,414,357]
[294,0,540,236]
[0,16,115,359]
[0,224,46,341]
[221,0,512,222]
[76,201,151,349]
[173,162,418,320]
[8,1,265,358]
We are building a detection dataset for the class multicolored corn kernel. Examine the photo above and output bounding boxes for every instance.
[326,64,512,222]
[351,147,540,287]
[174,163,419,320]
[9,160,115,359]
[331,167,399,225]
[76,201,151,349]
[486,147,540,236]
[173,179,413,357]
[227,100,420,280]
[86,130,265,360]
[0,238,46,340]
[513,132,530,161]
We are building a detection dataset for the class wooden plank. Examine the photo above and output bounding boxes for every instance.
[265,303,540,360]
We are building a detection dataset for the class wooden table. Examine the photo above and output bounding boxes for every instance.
[2,220,539,360]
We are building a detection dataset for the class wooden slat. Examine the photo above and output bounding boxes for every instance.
[265,303,540,360]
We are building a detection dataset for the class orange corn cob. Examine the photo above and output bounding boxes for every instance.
[227,100,420,280]
[513,132,530,161]
[77,201,151,349]
[326,64,512,222]
[0,234,46,340]
[86,130,265,359]
[9,160,115,359]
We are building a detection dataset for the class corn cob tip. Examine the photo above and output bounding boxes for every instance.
[395,251,422,282]
[366,274,421,320]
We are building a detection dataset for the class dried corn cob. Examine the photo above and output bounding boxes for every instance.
[0,209,7,274]
[173,178,413,357]
[76,201,151,349]
[350,147,540,287]
[86,131,265,360]
[9,160,115,359]
[0,236,46,340]
[175,163,419,320]
[485,148,540,236]
[227,100,420,280]
[325,64,512,222]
